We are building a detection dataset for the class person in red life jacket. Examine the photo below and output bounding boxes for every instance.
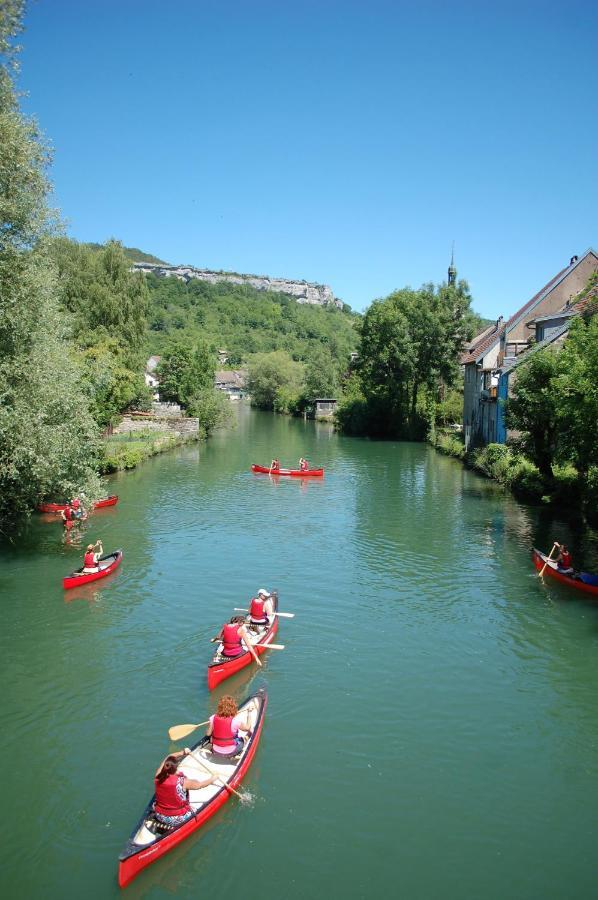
[82,540,103,573]
[249,588,274,627]
[214,616,262,667]
[61,503,74,528]
[299,457,309,472]
[207,695,253,757]
[270,459,280,472]
[555,542,574,573]
[153,750,216,826]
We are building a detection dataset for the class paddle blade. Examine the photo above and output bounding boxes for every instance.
[169,722,202,741]
[275,612,295,618]
[264,643,285,650]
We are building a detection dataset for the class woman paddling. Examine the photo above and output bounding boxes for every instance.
[82,540,103,573]
[206,695,253,756]
[215,615,262,667]
[555,542,574,574]
[153,750,216,826]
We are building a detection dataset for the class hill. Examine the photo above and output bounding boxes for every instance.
[144,272,359,367]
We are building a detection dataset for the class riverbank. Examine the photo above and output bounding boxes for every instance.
[99,429,198,473]
[433,428,597,524]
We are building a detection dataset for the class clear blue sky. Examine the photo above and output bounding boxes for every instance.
[18,0,598,316]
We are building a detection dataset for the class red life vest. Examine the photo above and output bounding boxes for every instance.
[250,597,267,623]
[154,772,190,816]
[300,460,308,471]
[561,551,572,568]
[222,623,243,657]
[84,551,96,568]
[211,714,238,750]
[63,506,73,520]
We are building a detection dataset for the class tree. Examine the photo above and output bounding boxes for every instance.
[303,346,340,400]
[188,388,233,437]
[355,280,473,437]
[0,2,100,525]
[246,351,305,410]
[553,313,598,476]
[157,340,216,407]
[505,349,560,480]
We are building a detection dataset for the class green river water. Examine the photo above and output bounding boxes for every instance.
[1,406,598,900]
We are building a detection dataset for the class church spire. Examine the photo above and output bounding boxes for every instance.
[448,242,456,286]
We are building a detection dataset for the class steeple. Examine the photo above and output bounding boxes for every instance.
[448,242,456,286]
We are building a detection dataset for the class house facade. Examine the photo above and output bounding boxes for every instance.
[462,249,598,450]
[214,370,246,400]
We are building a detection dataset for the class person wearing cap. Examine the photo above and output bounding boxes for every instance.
[82,540,103,573]
[249,588,274,627]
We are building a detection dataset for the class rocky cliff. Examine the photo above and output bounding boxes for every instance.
[132,262,340,309]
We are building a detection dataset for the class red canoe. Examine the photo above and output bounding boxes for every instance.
[39,495,118,513]
[208,593,279,690]
[63,550,123,589]
[251,464,323,477]
[118,689,267,888]
[532,549,598,598]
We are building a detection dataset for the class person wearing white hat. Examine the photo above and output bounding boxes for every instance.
[248,588,274,627]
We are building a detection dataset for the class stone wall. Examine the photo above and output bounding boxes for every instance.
[133,262,340,309]
[115,414,199,436]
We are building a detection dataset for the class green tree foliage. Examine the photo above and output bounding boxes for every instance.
[144,273,359,370]
[348,280,473,437]
[303,345,340,400]
[505,350,560,480]
[246,351,305,411]
[0,3,101,526]
[552,313,598,476]
[157,340,216,407]
[49,238,151,426]
[188,388,233,437]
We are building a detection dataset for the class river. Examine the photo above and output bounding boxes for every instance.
[1,406,597,899]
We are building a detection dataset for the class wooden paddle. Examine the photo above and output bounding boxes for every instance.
[189,751,245,800]
[539,542,558,578]
[234,607,295,618]
[169,720,209,741]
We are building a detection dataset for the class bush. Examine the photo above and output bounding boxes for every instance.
[434,430,466,460]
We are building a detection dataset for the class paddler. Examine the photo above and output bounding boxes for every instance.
[270,458,280,472]
[61,502,74,528]
[248,588,274,627]
[214,615,262,667]
[299,457,309,472]
[206,695,253,756]
[82,540,103,573]
[153,750,217,826]
[555,542,574,573]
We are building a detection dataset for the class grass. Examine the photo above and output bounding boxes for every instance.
[99,429,195,473]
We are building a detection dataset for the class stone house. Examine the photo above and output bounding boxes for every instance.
[314,398,337,419]
[462,249,598,449]
[144,355,161,398]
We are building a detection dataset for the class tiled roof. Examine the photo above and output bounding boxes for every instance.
[503,265,570,331]
[460,325,502,365]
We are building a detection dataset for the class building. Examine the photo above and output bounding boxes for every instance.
[214,370,246,400]
[144,355,161,399]
[462,249,598,450]
[314,398,337,419]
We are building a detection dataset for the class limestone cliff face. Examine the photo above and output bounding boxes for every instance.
[133,262,340,309]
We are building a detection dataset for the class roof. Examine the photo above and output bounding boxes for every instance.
[146,355,161,371]
[460,323,503,365]
[215,370,245,385]
[504,249,598,333]
[501,322,571,374]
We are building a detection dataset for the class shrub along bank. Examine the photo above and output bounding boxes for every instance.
[433,430,596,524]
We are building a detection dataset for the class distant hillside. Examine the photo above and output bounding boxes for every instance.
[85,243,168,265]
[145,272,359,368]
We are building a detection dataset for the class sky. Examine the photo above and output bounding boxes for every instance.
[17,0,598,317]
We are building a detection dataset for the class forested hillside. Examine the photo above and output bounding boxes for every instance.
[144,272,360,366]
